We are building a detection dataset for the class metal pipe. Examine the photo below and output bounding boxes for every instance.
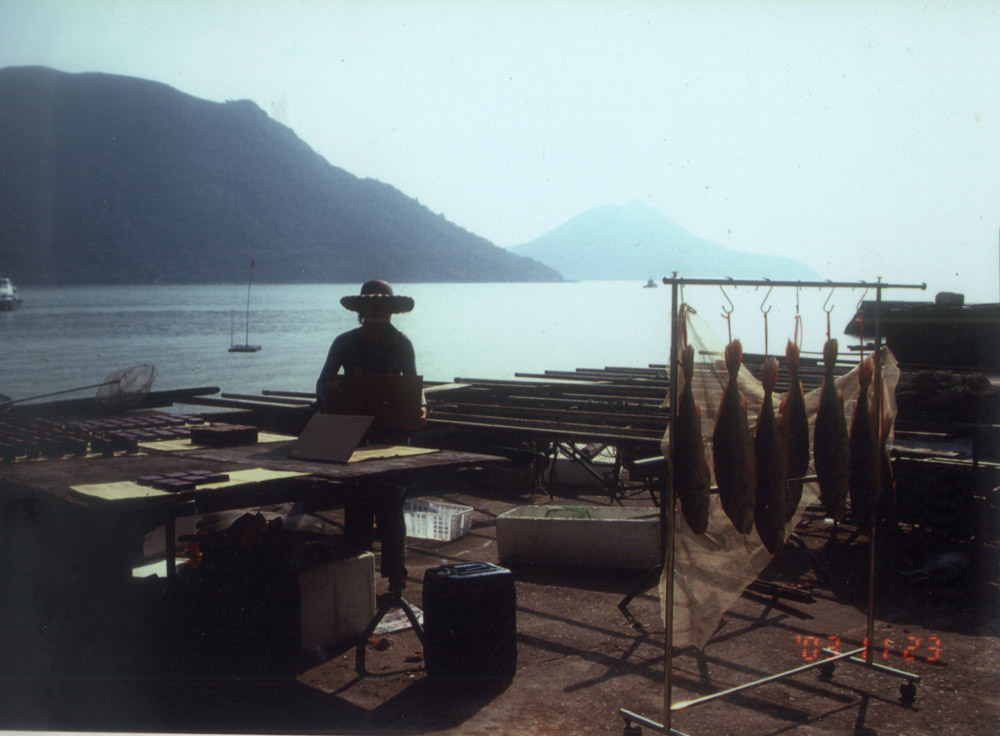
[661,277,926,290]
[262,389,317,399]
[831,650,921,682]
[220,392,313,405]
[671,647,866,711]
[663,277,679,732]
[866,281,884,664]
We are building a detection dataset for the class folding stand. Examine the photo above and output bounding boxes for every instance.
[618,275,926,735]
[355,586,426,674]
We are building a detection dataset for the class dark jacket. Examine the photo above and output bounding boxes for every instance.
[315,324,416,404]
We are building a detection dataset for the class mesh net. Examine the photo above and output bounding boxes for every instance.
[95,364,157,413]
[661,305,898,649]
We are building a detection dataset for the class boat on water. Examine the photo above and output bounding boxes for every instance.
[229,259,261,352]
[0,275,22,311]
[643,278,657,289]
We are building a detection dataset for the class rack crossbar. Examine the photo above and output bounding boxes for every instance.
[661,277,927,290]
[671,647,865,712]
[824,648,921,682]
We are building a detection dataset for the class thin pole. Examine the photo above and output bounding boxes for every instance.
[661,276,926,291]
[867,279,883,664]
[244,260,254,344]
[663,275,679,732]
[0,380,113,407]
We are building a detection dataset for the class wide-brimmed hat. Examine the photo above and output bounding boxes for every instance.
[340,279,414,314]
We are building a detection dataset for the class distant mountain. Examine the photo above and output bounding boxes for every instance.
[508,201,819,282]
[0,66,560,285]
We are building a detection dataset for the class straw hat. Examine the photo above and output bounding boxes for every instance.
[340,279,414,314]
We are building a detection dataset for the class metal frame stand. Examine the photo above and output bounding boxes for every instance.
[618,276,926,735]
[355,588,426,674]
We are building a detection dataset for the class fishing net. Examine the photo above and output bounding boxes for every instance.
[661,305,899,650]
[95,364,157,413]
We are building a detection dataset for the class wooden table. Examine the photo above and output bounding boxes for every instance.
[1,441,502,577]
[168,440,505,671]
[0,442,504,675]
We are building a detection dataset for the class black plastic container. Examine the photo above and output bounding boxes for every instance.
[422,561,517,682]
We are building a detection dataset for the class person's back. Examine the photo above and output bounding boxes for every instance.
[315,279,418,405]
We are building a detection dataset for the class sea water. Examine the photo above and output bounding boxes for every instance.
[0,281,914,404]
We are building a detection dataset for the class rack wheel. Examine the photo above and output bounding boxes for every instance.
[622,719,642,736]
[900,680,917,705]
[818,662,836,681]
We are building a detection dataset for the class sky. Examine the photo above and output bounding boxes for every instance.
[2,0,999,301]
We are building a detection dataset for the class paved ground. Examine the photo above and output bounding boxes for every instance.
[2,467,998,735]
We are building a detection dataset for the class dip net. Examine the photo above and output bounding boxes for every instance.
[95,364,157,413]
[661,305,898,649]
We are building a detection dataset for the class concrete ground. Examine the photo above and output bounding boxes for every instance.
[2,467,998,735]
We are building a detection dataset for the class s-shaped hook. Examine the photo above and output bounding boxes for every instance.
[720,280,735,343]
[759,280,773,357]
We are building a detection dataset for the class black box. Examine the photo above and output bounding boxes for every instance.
[422,562,516,682]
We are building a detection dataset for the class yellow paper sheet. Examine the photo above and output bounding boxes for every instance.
[70,468,307,502]
[137,431,293,453]
[70,481,172,502]
[348,445,438,463]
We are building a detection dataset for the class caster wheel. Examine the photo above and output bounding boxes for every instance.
[900,680,917,705]
[818,662,835,681]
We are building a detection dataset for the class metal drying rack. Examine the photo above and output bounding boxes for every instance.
[619,275,927,736]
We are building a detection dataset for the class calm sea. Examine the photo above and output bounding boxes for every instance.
[0,281,887,405]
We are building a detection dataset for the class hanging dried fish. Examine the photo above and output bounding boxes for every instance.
[813,339,850,521]
[754,356,788,554]
[849,356,880,530]
[712,340,757,534]
[779,340,809,521]
[673,343,711,534]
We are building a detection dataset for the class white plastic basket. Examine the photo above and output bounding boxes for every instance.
[403,499,473,542]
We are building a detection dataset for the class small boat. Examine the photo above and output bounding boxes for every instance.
[643,279,657,289]
[229,259,261,353]
[0,275,22,311]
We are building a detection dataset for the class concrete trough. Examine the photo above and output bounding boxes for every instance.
[496,505,661,569]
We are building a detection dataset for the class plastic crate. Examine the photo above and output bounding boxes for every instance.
[403,499,473,542]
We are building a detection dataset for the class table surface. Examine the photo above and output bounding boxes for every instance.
[170,441,504,480]
[0,442,505,516]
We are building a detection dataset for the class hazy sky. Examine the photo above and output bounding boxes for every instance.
[2,0,998,300]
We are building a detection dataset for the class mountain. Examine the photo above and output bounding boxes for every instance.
[0,66,560,285]
[508,201,819,282]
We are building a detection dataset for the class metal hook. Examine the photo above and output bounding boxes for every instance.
[759,280,773,315]
[793,285,803,347]
[822,282,835,314]
[720,283,734,316]
[822,282,835,340]
[719,282,734,343]
[856,286,870,313]
[759,280,773,356]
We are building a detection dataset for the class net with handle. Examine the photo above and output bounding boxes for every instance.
[95,365,157,412]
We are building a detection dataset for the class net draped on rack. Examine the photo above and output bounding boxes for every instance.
[660,305,899,649]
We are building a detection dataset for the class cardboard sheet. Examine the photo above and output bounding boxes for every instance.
[137,431,293,453]
[289,413,373,462]
[70,467,308,503]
